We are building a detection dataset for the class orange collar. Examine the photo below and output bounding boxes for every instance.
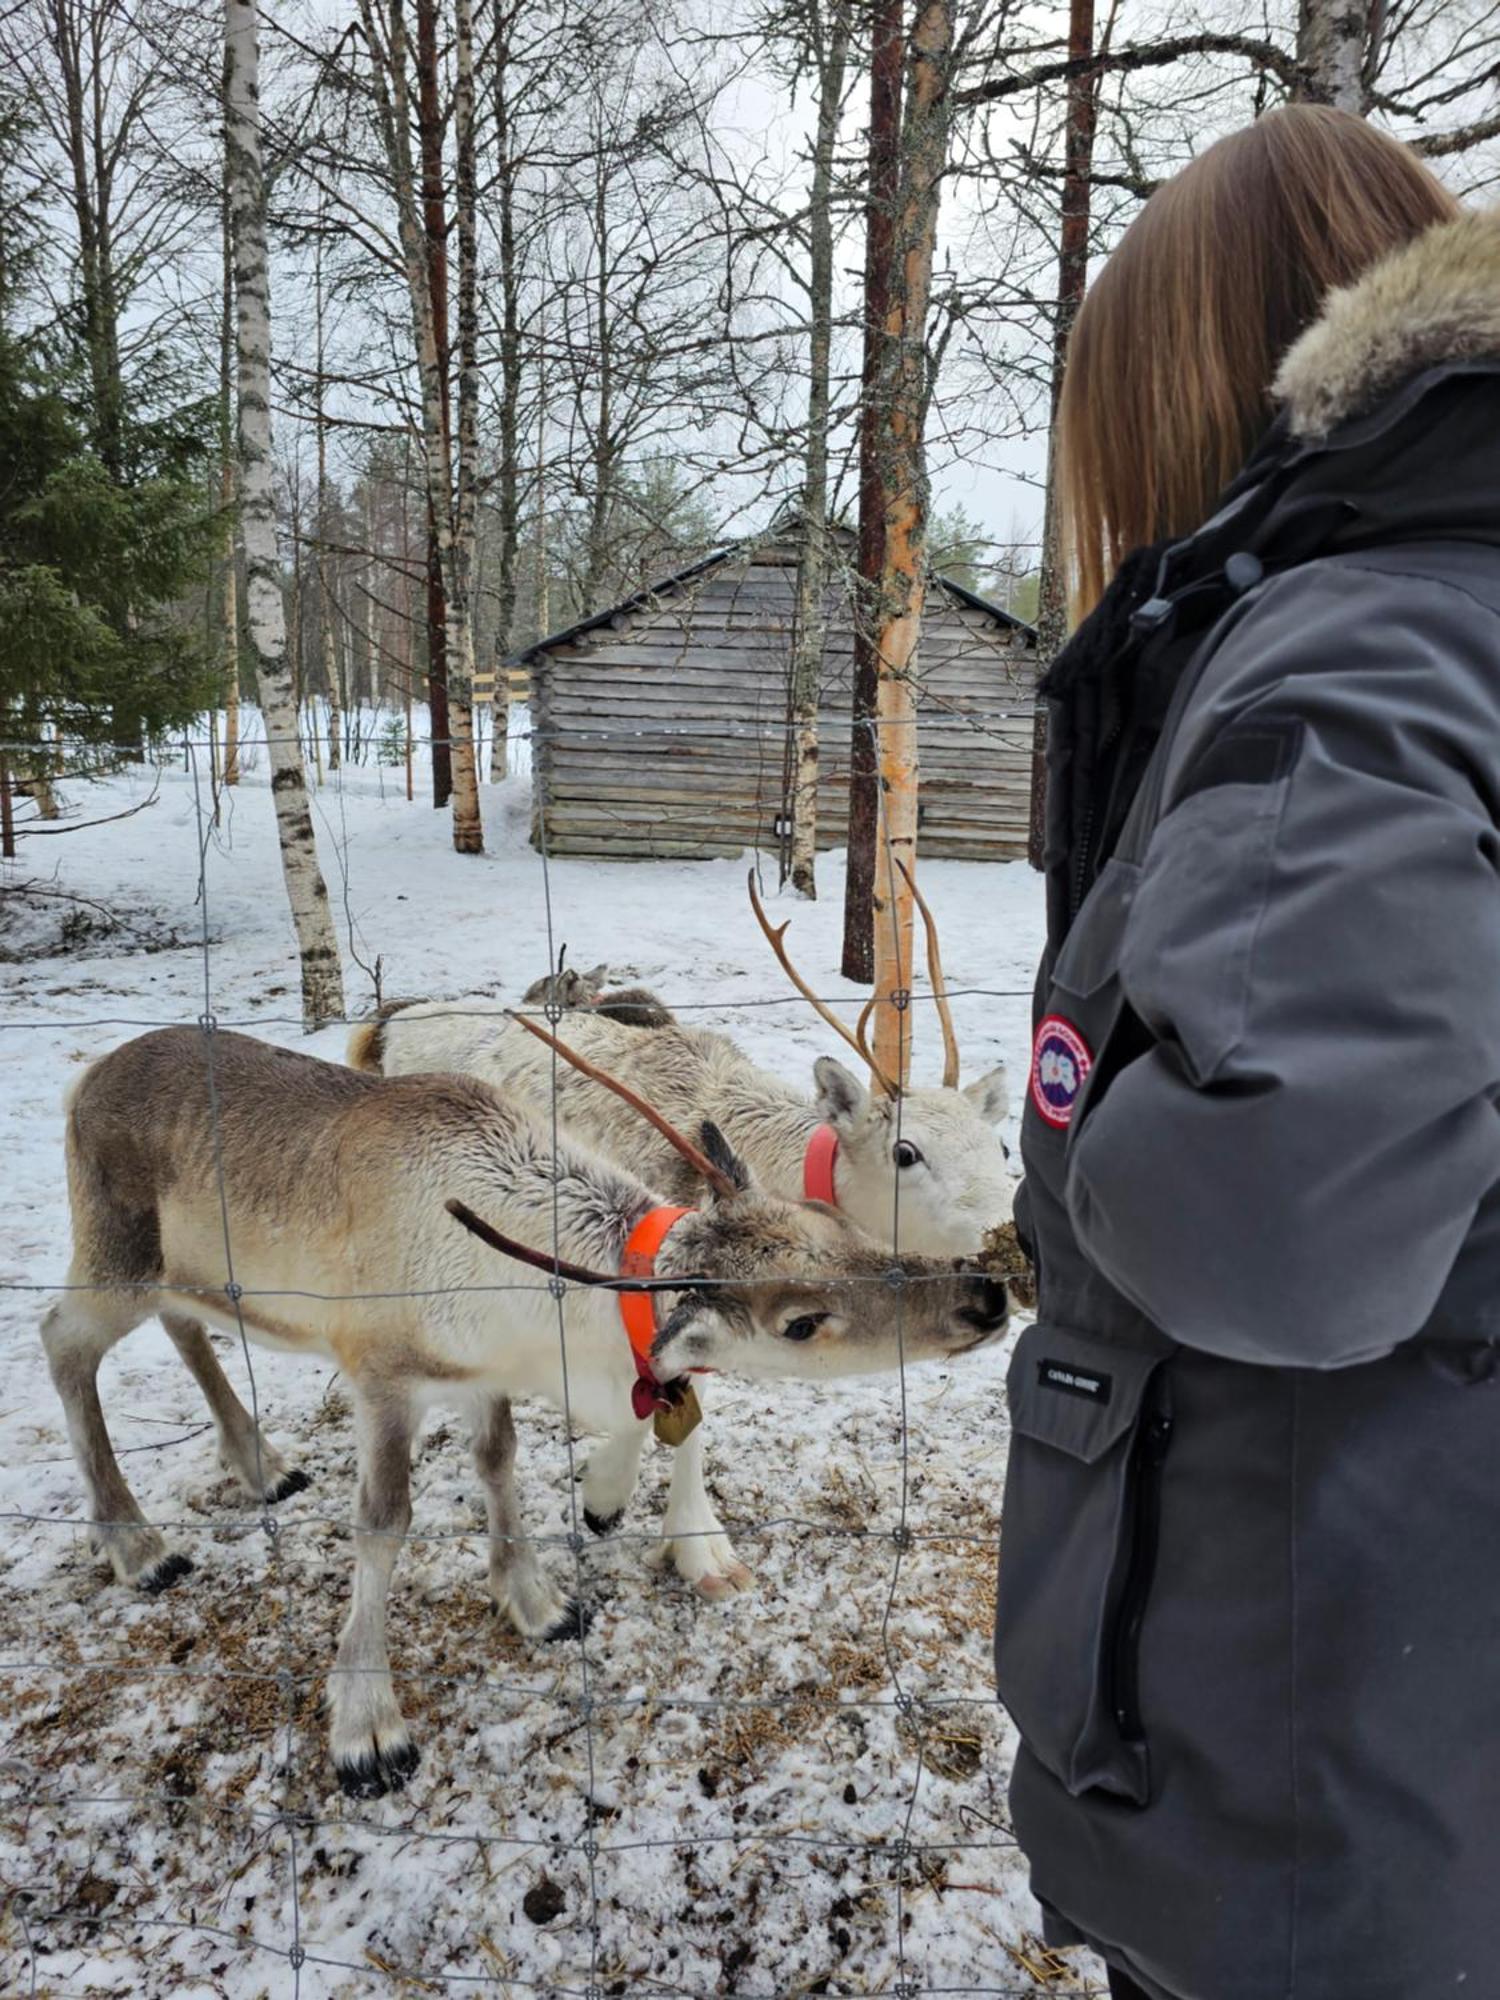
[803,1124,839,1205]
[620,1205,692,1418]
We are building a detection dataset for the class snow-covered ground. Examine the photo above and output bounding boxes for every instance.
[0,720,1105,1998]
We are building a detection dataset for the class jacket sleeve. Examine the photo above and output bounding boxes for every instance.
[1066,562,1500,1368]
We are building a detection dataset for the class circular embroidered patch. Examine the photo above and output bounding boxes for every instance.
[1031,1015,1093,1129]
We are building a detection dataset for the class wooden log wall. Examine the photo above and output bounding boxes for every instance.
[530,548,1038,862]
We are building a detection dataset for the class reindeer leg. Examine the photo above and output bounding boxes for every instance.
[159,1312,309,1505]
[328,1385,418,1799]
[471,1394,589,1642]
[41,1287,193,1593]
[662,1398,752,1601]
[580,1417,651,1536]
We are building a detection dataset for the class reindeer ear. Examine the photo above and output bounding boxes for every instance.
[964,1065,1010,1126]
[813,1056,867,1134]
[698,1120,752,1194]
[583,963,610,992]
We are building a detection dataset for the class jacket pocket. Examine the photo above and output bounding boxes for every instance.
[995,1322,1174,1805]
[1049,858,1140,1002]
[1119,775,1288,1083]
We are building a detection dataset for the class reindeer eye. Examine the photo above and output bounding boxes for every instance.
[893,1140,924,1170]
[782,1313,827,1343]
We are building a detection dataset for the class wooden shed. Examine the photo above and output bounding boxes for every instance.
[521,524,1038,862]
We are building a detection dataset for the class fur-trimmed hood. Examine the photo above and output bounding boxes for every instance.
[1274,208,1500,438]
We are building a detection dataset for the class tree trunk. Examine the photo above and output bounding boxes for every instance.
[51,0,123,473]
[0,752,14,861]
[446,0,483,848]
[224,0,345,1029]
[358,0,481,849]
[584,156,616,615]
[786,1,852,902]
[1295,0,1379,110]
[841,0,902,981]
[868,0,954,1090]
[219,154,240,789]
[490,19,521,782]
[426,509,450,803]
[314,227,342,773]
[1030,0,1096,866]
[531,304,551,653]
[416,0,453,809]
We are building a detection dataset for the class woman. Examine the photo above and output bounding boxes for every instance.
[998,108,1500,2000]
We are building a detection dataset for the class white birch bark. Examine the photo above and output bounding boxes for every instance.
[1295,0,1376,111]
[224,0,345,1029]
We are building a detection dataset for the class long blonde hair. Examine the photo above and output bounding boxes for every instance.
[1058,106,1459,621]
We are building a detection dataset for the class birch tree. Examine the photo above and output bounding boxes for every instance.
[219,153,240,791]
[224,0,345,1028]
[1294,0,1379,110]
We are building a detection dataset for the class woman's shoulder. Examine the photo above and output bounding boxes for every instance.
[1169,544,1500,795]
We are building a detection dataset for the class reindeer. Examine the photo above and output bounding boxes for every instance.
[40,1026,1006,1798]
[520,957,674,1029]
[354,872,1012,1260]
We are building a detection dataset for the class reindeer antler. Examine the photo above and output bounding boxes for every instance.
[747,870,899,1097]
[446,1199,688,1290]
[896,859,960,1089]
[505,1009,740,1198]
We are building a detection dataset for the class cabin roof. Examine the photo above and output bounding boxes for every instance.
[504,529,1036,670]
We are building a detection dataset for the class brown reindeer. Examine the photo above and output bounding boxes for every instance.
[40,1027,1007,1797]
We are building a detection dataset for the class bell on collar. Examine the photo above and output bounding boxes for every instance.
[653,1381,703,1447]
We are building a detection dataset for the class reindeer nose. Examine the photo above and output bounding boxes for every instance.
[959,1276,1009,1334]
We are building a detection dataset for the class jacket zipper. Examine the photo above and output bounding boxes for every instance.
[1069,716,1126,920]
[1108,1400,1175,1744]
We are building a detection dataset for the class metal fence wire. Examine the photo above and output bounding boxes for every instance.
[0,708,1102,2000]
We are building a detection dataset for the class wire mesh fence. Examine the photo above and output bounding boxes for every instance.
[0,702,1103,2000]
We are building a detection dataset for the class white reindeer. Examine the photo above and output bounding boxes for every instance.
[40,1026,1007,1797]
[356,872,1012,1259]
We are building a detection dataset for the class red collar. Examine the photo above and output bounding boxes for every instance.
[803,1124,840,1205]
[620,1205,692,1419]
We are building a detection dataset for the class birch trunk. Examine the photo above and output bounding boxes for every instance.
[489,18,521,782]
[224,0,345,1029]
[869,0,954,1089]
[219,160,240,789]
[841,0,902,981]
[533,313,550,642]
[785,0,851,902]
[314,229,341,773]
[1295,0,1379,110]
[1031,0,1095,865]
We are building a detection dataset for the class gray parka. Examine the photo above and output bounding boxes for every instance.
[998,210,1500,2000]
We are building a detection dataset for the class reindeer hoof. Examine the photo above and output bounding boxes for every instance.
[267,1468,311,1504]
[694,1568,750,1602]
[138,1552,195,1595]
[336,1737,419,1800]
[543,1599,593,1643]
[583,1506,622,1537]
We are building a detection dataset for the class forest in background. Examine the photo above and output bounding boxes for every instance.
[1,0,1498,1028]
